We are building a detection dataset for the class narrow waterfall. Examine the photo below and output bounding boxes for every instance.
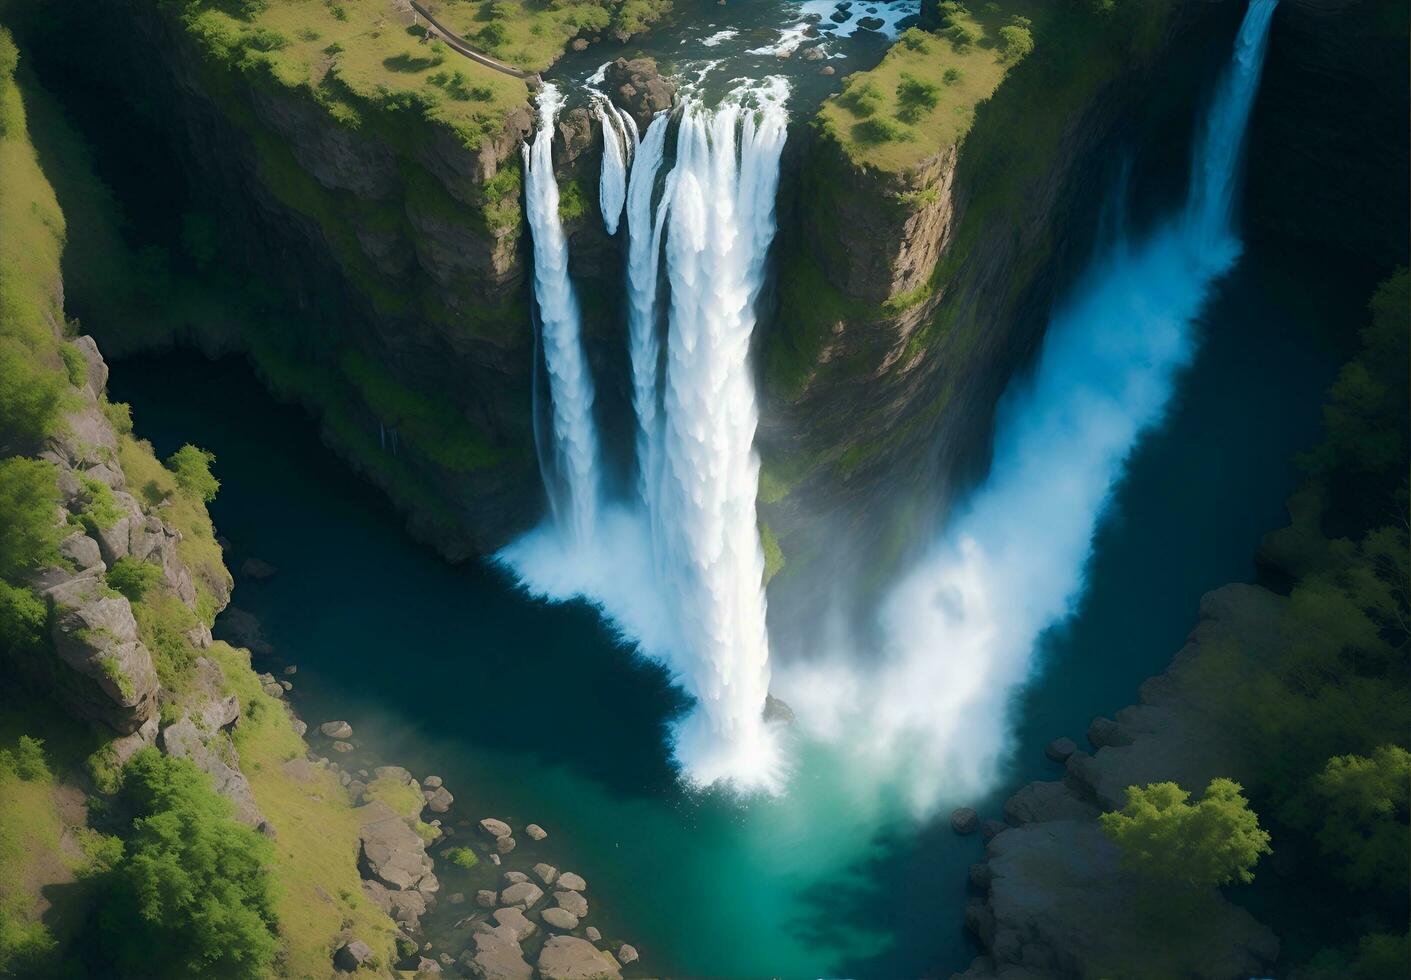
[593,97,632,235]
[781,0,1280,811]
[651,84,790,786]
[522,83,602,547]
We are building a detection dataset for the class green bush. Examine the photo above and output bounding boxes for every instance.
[0,895,56,977]
[106,556,164,603]
[898,27,931,52]
[998,23,1035,61]
[166,444,219,503]
[945,24,976,50]
[896,73,940,123]
[943,66,963,85]
[1100,778,1272,887]
[856,116,914,145]
[0,734,50,781]
[59,343,87,388]
[0,580,47,657]
[80,475,125,533]
[0,343,65,451]
[1299,745,1409,893]
[100,749,279,979]
[840,79,883,118]
[0,457,61,581]
[443,846,478,870]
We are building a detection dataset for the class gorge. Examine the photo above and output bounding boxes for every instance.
[0,0,1406,976]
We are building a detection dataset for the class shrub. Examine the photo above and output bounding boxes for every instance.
[80,475,125,532]
[943,66,963,85]
[856,116,914,144]
[101,399,134,435]
[243,28,290,52]
[945,24,976,50]
[1100,778,1272,887]
[59,344,87,388]
[840,79,883,117]
[0,343,64,454]
[106,556,164,603]
[896,72,940,123]
[0,895,56,977]
[100,750,279,979]
[167,444,219,503]
[444,846,478,869]
[0,734,50,782]
[899,27,931,51]
[477,21,510,50]
[998,23,1034,61]
[296,27,321,42]
[1299,745,1410,893]
[0,580,47,657]
[0,458,61,581]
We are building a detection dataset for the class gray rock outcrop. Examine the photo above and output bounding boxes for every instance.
[537,936,622,980]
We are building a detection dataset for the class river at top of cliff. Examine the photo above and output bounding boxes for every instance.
[547,0,918,110]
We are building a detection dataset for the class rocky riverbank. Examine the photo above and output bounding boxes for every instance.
[950,585,1285,979]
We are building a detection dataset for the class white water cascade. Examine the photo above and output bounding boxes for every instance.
[505,80,790,791]
[779,0,1280,811]
[522,83,602,548]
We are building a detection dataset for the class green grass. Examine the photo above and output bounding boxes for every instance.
[759,521,784,586]
[207,642,399,977]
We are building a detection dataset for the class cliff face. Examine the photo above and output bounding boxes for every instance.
[756,1,1233,608]
[1246,0,1409,262]
[97,0,546,558]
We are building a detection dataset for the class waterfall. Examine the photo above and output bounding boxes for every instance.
[522,83,602,548]
[650,82,790,786]
[506,80,790,791]
[594,97,632,235]
[779,0,1280,811]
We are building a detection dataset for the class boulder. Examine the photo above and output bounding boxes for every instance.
[503,871,529,885]
[801,46,826,61]
[585,926,601,942]
[475,889,498,908]
[556,871,587,892]
[59,531,102,572]
[571,37,589,51]
[321,720,354,739]
[499,881,543,910]
[46,573,159,733]
[480,817,512,840]
[537,936,622,980]
[616,944,639,966]
[215,607,273,656]
[413,956,442,974]
[542,907,579,931]
[820,65,836,75]
[1044,737,1078,763]
[424,786,454,812]
[423,775,443,789]
[554,889,588,919]
[762,694,796,725]
[981,820,1007,842]
[496,835,517,855]
[334,939,375,972]
[459,923,533,980]
[491,906,537,942]
[359,804,435,891]
[332,740,354,753]
[1087,715,1133,749]
[603,57,676,130]
[950,807,979,835]
[524,823,548,841]
[532,863,559,886]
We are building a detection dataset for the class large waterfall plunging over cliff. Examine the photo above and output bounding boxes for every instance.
[779,0,1280,810]
[505,80,789,791]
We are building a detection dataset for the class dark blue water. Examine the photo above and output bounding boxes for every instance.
[108,237,1352,977]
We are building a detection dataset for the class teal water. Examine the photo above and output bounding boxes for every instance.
[108,239,1354,978]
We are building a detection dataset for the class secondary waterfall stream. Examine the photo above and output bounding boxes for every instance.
[782,0,1281,809]
[508,78,789,790]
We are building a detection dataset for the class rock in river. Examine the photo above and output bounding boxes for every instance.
[951,807,979,835]
[525,823,548,841]
[554,889,588,919]
[480,817,512,840]
[459,923,532,980]
[537,936,622,980]
[1045,736,1078,763]
[499,881,544,910]
[532,863,559,886]
[542,907,579,931]
[320,720,354,739]
[556,871,587,892]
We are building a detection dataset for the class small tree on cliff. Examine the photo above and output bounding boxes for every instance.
[1100,778,1272,887]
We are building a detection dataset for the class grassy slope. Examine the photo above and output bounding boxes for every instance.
[208,642,399,978]
[1,29,405,974]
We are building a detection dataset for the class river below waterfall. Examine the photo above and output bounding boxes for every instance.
[109,235,1357,977]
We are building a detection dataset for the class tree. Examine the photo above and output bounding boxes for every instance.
[100,750,279,979]
[1301,745,1410,893]
[166,444,219,503]
[998,23,1034,61]
[1100,778,1272,887]
[0,457,61,582]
